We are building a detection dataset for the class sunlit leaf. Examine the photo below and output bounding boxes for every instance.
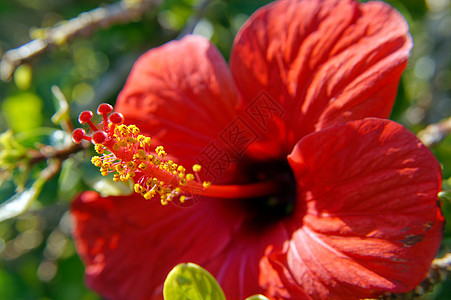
[1,92,43,133]
[92,177,134,197]
[12,165,30,191]
[163,263,226,300]
[13,64,32,90]
[58,159,82,201]
[439,191,451,203]
[0,130,26,151]
[245,295,270,300]
[0,178,45,222]
[15,128,67,149]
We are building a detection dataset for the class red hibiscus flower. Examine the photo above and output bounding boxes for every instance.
[71,0,444,299]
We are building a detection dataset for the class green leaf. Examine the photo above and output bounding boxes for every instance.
[58,159,81,201]
[245,295,270,300]
[163,263,226,300]
[13,64,32,90]
[0,177,45,222]
[439,191,451,202]
[0,130,27,152]
[92,176,133,197]
[2,92,43,133]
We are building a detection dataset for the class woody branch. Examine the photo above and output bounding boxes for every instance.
[418,116,451,148]
[0,0,160,81]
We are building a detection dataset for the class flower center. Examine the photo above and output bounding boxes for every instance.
[239,159,297,226]
[72,103,282,206]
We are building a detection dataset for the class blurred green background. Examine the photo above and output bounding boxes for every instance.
[0,0,450,299]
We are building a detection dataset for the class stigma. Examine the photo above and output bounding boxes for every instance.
[72,103,210,205]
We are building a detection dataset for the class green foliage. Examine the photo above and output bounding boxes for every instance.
[163,263,226,300]
[0,177,45,222]
[2,92,43,133]
[13,64,33,90]
[245,295,270,300]
[435,135,451,179]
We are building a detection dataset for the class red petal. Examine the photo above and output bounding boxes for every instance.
[71,192,248,300]
[115,35,240,166]
[279,119,443,298]
[203,221,290,299]
[230,0,412,154]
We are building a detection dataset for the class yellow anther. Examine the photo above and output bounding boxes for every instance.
[127,161,136,170]
[129,125,140,135]
[144,190,156,200]
[203,181,211,188]
[113,174,120,182]
[137,149,147,159]
[95,144,104,154]
[85,118,208,205]
[126,137,137,144]
[116,164,124,173]
[140,137,151,147]
[91,156,102,167]
[155,146,167,158]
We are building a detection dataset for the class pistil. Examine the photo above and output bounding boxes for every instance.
[73,103,281,205]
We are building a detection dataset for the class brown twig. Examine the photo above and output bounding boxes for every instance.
[417,116,451,147]
[0,0,160,81]
[177,0,212,38]
[28,142,86,166]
